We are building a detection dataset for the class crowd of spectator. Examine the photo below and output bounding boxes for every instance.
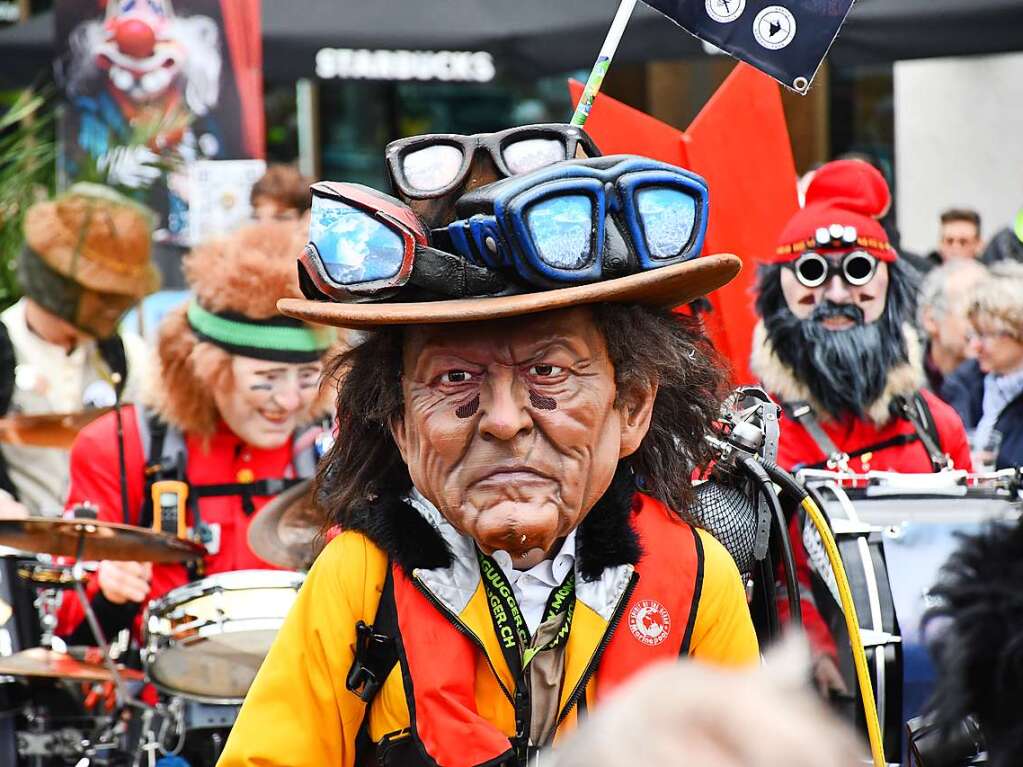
[913,206,1023,469]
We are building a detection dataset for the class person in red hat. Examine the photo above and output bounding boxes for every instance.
[749,159,972,693]
[753,159,971,474]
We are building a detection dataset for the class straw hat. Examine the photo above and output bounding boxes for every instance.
[22,182,160,298]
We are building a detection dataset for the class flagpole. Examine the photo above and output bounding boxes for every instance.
[570,0,638,127]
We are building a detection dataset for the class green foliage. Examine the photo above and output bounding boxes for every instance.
[0,87,185,309]
[0,88,56,310]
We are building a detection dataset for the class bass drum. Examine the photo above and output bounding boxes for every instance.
[143,569,305,704]
[801,476,1021,762]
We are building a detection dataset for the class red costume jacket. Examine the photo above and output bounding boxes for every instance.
[772,388,972,660]
[775,388,972,474]
[748,324,974,660]
[57,405,303,639]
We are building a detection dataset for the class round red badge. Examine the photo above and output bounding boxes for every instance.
[628,600,671,646]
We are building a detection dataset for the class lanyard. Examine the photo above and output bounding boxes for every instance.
[476,549,576,681]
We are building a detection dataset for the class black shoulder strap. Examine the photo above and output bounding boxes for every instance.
[894,393,949,472]
[351,563,399,765]
[783,400,848,469]
[0,321,14,417]
[139,412,173,529]
[0,322,18,499]
[97,334,128,402]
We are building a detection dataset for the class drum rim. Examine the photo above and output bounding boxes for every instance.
[144,568,305,615]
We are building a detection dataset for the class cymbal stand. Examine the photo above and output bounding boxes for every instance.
[70,530,134,710]
[35,585,62,651]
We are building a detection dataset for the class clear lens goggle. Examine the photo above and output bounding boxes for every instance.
[443,155,709,289]
[385,124,600,229]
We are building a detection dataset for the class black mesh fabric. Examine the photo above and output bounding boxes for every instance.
[691,480,758,579]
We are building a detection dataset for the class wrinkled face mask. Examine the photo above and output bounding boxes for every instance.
[391,307,654,569]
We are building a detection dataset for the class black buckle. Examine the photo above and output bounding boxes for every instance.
[346,620,394,702]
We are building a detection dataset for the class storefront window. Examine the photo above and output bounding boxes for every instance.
[830,63,895,182]
[314,73,579,189]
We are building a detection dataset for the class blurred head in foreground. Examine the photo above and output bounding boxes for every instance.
[551,638,864,767]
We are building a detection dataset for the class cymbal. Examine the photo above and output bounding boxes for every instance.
[0,408,112,449]
[0,647,143,684]
[0,518,205,563]
[247,479,325,570]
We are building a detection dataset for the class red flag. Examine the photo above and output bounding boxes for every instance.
[569,64,798,384]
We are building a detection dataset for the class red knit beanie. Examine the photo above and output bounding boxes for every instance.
[770,159,896,263]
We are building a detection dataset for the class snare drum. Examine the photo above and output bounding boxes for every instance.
[143,570,305,703]
[800,472,1021,760]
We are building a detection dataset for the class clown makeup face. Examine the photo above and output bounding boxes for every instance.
[213,356,323,449]
[391,307,655,569]
[780,253,889,327]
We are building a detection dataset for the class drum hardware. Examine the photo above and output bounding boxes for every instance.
[803,479,901,756]
[799,467,1023,499]
[795,471,1023,765]
[142,569,305,704]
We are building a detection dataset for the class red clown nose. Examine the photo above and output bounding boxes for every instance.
[113,18,157,59]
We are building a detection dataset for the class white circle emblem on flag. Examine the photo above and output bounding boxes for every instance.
[628,600,671,646]
[705,0,745,23]
[753,6,797,51]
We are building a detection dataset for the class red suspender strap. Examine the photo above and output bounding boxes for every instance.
[595,496,704,696]
[391,563,515,767]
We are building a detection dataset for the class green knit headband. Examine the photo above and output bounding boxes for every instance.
[187,300,334,363]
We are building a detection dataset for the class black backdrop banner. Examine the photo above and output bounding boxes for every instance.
[640,0,856,92]
[3,0,1023,88]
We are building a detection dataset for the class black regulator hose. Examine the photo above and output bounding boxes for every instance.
[738,455,802,625]
[759,460,810,502]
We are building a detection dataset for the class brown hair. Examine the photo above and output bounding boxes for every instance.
[316,304,730,524]
[941,208,981,233]
[250,164,313,214]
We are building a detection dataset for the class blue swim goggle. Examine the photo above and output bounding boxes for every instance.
[443,155,710,289]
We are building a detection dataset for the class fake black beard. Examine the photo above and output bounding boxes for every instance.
[756,262,916,420]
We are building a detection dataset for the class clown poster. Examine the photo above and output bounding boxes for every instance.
[55,0,264,245]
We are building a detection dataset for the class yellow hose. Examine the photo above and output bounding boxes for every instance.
[800,495,887,767]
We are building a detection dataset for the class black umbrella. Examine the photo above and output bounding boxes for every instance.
[1,0,1021,87]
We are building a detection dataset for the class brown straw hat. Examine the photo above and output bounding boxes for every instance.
[278,253,741,329]
[22,182,160,298]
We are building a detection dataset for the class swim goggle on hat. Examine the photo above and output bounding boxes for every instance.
[443,155,709,290]
[298,155,710,302]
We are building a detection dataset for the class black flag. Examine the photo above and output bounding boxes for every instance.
[641,0,856,93]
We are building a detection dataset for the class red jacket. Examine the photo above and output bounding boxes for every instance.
[771,388,972,660]
[57,405,300,638]
[775,389,972,474]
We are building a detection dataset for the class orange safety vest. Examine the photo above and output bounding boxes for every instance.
[391,494,705,767]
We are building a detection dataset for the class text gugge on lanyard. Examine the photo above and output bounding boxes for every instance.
[476,548,575,758]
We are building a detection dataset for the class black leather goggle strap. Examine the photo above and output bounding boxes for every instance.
[300,243,511,304]
[408,243,509,299]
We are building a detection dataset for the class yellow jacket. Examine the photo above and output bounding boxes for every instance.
[219,493,758,767]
